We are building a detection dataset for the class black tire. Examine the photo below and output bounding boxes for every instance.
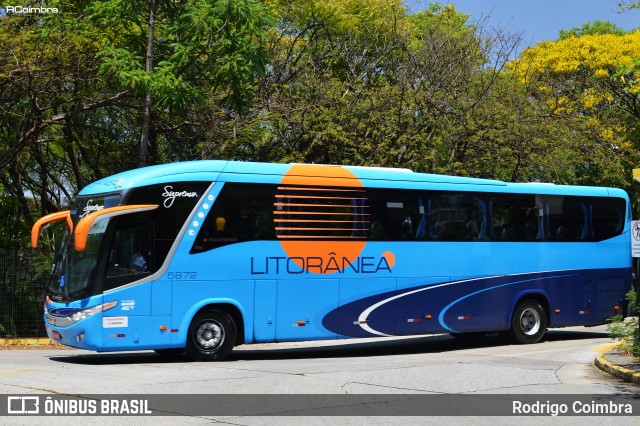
[507,300,547,344]
[186,309,237,361]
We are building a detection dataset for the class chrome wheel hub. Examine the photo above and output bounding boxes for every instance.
[519,308,540,336]
[195,321,224,350]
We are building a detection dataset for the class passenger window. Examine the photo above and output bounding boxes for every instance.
[127,181,209,265]
[591,197,625,241]
[543,196,588,241]
[366,189,425,241]
[491,194,539,242]
[191,183,276,253]
[429,192,487,241]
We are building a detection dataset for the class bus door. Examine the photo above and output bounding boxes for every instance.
[151,278,173,345]
[253,279,277,342]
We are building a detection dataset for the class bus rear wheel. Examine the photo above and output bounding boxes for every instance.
[186,310,236,361]
[507,300,547,344]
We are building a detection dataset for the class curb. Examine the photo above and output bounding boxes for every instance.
[0,338,55,345]
[594,353,640,385]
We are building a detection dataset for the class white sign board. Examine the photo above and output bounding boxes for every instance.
[632,221,640,258]
[103,316,128,328]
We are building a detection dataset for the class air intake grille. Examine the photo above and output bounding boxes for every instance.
[274,186,369,240]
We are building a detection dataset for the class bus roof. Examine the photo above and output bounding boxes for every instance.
[79,160,625,199]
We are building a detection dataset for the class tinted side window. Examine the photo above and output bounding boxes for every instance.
[430,192,487,241]
[126,183,209,238]
[191,183,276,253]
[102,218,153,291]
[127,182,210,262]
[543,195,588,241]
[591,197,625,241]
[106,221,152,277]
[491,194,539,241]
[366,189,425,241]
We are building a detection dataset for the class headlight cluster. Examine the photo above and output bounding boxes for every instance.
[70,300,118,322]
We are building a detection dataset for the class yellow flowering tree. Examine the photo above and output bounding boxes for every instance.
[511,30,640,116]
[509,28,640,192]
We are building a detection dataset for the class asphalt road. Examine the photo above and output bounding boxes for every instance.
[1,325,638,425]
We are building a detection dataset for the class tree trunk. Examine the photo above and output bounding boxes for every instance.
[139,0,158,167]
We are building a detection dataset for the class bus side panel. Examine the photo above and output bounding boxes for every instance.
[253,280,277,342]
[580,270,631,326]
[446,276,505,333]
[99,315,172,351]
[393,277,450,335]
[545,273,593,327]
[337,278,397,337]
[151,279,172,315]
[276,278,338,341]
[323,278,451,337]
[101,282,161,350]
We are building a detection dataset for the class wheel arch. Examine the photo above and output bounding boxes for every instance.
[505,290,550,330]
[178,299,247,347]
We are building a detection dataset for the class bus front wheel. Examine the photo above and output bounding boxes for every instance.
[507,300,547,344]
[186,310,236,361]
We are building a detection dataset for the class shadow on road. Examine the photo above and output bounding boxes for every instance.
[48,328,610,365]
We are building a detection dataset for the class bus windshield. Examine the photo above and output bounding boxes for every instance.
[48,194,121,302]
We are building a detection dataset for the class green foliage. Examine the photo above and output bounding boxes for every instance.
[559,20,627,39]
[619,1,640,11]
[2,0,640,251]
[509,29,640,215]
[214,0,511,172]
[0,250,55,338]
[90,0,273,112]
[409,2,471,39]
[608,291,639,359]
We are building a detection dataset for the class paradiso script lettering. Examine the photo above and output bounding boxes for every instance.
[162,185,198,208]
[79,200,104,218]
[251,253,393,275]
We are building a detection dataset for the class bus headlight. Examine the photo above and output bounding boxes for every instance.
[70,301,119,322]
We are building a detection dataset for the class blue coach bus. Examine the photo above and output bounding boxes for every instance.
[31,161,632,361]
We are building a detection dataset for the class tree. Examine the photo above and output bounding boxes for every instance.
[0,0,273,248]
[559,20,626,39]
[204,1,528,178]
[0,1,131,249]
[508,27,640,210]
[619,1,640,11]
[510,29,640,125]
[89,0,273,166]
